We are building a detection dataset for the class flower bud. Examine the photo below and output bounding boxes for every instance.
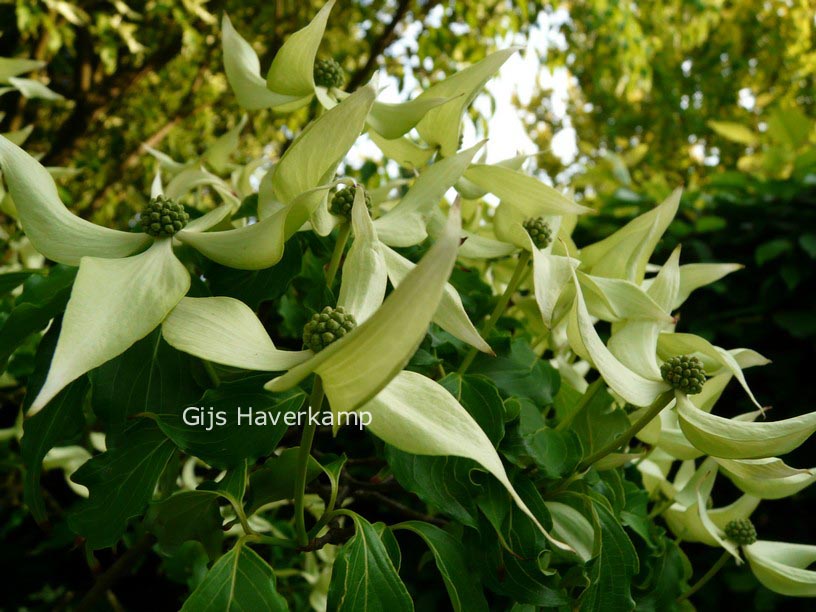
[303,306,357,352]
[314,58,344,89]
[660,355,706,395]
[140,196,190,237]
[523,217,553,249]
[330,187,371,220]
[724,518,757,546]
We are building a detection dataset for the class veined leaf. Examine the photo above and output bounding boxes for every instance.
[0,136,151,265]
[162,296,311,371]
[265,0,335,97]
[382,245,491,353]
[745,541,816,597]
[272,82,375,204]
[338,187,387,324]
[364,370,574,552]
[580,189,681,283]
[716,457,816,500]
[31,239,190,414]
[676,393,816,459]
[221,14,306,110]
[394,521,489,612]
[368,131,434,169]
[415,48,518,156]
[375,143,483,247]
[566,267,669,407]
[368,96,456,140]
[181,540,288,611]
[266,206,461,416]
[327,512,413,611]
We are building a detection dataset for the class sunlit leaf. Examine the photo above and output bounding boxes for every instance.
[0,136,151,266]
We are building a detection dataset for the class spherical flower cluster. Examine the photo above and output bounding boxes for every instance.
[302,306,357,353]
[313,58,344,89]
[523,217,553,249]
[140,196,190,237]
[725,519,757,546]
[660,355,706,394]
[330,187,371,220]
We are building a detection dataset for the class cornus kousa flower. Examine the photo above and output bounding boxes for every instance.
[161,196,573,554]
[0,81,378,415]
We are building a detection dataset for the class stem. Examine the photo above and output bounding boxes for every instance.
[459,250,532,374]
[556,378,606,431]
[677,550,731,602]
[294,377,324,545]
[202,360,220,387]
[578,391,674,471]
[325,223,351,286]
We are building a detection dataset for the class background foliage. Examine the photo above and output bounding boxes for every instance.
[1,0,815,610]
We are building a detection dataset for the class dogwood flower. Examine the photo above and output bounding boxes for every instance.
[162,196,574,553]
[0,83,376,415]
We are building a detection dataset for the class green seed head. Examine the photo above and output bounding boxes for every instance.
[330,187,371,220]
[523,217,553,249]
[140,196,189,237]
[303,306,357,352]
[724,519,757,546]
[314,58,344,89]
[660,354,706,394]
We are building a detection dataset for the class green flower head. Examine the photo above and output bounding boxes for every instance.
[660,354,706,394]
[140,196,190,237]
[330,186,371,220]
[313,58,344,89]
[523,216,553,249]
[303,306,357,352]
[725,518,757,546]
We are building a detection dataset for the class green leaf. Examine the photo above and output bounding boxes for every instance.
[245,447,322,514]
[0,265,76,367]
[580,499,639,612]
[0,57,45,81]
[465,164,592,218]
[368,96,455,140]
[181,541,288,611]
[89,329,203,430]
[267,206,462,418]
[20,320,89,523]
[707,120,759,145]
[337,187,387,323]
[383,246,492,353]
[715,457,816,500]
[799,233,816,259]
[394,521,489,612]
[0,136,151,265]
[755,238,792,266]
[8,77,63,100]
[676,392,816,459]
[439,374,505,445]
[415,48,517,156]
[374,143,483,247]
[365,370,573,552]
[30,239,190,413]
[154,377,306,470]
[265,0,334,96]
[327,512,414,611]
[146,491,224,558]
[68,420,176,549]
[469,338,560,405]
[525,427,583,479]
[0,269,43,295]
[221,14,306,110]
[162,296,311,372]
[272,83,375,205]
